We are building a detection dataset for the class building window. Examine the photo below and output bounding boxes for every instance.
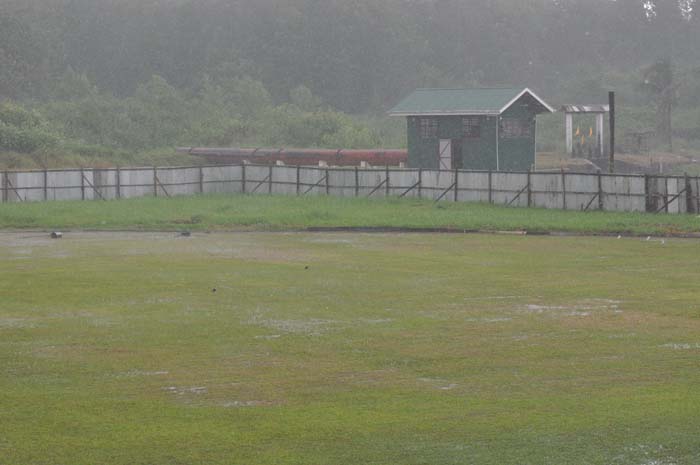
[500,118,532,138]
[462,117,481,138]
[419,118,438,139]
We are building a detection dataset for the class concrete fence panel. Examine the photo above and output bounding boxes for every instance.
[271,166,298,196]
[457,172,490,203]
[421,170,455,201]
[531,173,563,210]
[118,168,156,199]
[202,166,242,194]
[154,167,201,197]
[358,169,388,198]
[328,168,357,198]
[602,175,646,213]
[492,172,528,207]
[47,170,84,201]
[299,167,327,196]
[566,173,600,211]
[388,170,420,198]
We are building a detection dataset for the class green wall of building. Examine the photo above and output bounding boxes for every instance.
[406,98,539,172]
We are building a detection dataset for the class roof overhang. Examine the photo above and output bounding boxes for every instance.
[500,88,556,114]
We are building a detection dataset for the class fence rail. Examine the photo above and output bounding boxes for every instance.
[1,164,698,214]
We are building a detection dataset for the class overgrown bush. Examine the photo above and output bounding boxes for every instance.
[0,102,59,153]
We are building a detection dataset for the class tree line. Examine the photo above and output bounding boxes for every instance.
[0,0,699,161]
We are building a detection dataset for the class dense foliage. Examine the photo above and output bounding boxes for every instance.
[0,0,699,163]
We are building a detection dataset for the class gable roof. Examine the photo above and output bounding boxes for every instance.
[388,88,555,117]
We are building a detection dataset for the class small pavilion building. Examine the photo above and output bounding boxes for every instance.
[389,88,554,171]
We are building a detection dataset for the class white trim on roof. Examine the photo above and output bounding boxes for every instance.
[498,88,555,114]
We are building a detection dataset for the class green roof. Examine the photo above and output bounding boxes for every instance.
[388,88,554,116]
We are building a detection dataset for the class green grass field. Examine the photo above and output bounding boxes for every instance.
[1,194,699,235]
[1,231,699,464]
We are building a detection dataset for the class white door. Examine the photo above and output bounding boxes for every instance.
[439,139,452,170]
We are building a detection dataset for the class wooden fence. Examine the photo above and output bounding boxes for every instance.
[1,164,698,214]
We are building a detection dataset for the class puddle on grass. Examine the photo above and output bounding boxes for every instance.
[0,318,38,329]
[115,370,169,378]
[659,343,700,350]
[517,299,622,318]
[163,386,208,395]
[417,377,459,391]
[465,317,512,323]
[220,400,276,408]
[612,444,678,465]
[247,309,341,336]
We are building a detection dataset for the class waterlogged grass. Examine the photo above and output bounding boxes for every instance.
[1,194,700,235]
[1,232,699,464]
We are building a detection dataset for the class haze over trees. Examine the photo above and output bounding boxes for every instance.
[1,0,699,166]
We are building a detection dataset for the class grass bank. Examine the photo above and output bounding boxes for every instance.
[1,194,699,235]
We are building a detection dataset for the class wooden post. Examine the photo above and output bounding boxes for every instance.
[1,171,6,203]
[454,169,459,202]
[385,166,390,197]
[488,170,493,204]
[241,164,246,194]
[527,169,532,207]
[43,169,48,201]
[354,166,359,197]
[325,168,330,196]
[116,167,121,200]
[296,165,300,195]
[597,170,604,211]
[153,167,158,197]
[199,166,204,194]
[418,168,422,199]
[561,169,567,210]
[269,165,274,194]
[81,168,85,201]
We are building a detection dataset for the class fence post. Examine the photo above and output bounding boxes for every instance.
[153,167,158,197]
[354,166,359,197]
[685,173,693,214]
[561,168,567,210]
[296,165,300,195]
[454,169,459,202]
[418,168,422,199]
[116,167,121,200]
[325,168,330,196]
[644,174,650,212]
[43,169,48,201]
[488,170,493,204]
[199,166,204,194]
[597,170,604,211]
[527,169,532,207]
[1,171,6,203]
[385,166,390,197]
[269,165,274,194]
[81,168,85,201]
[241,164,246,194]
